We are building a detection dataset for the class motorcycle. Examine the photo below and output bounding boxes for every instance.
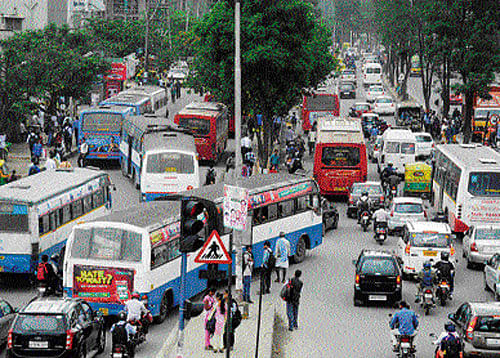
[396,335,416,358]
[374,224,388,245]
[286,153,303,174]
[205,168,216,185]
[360,211,371,232]
[435,280,451,307]
[111,343,133,358]
[420,287,435,315]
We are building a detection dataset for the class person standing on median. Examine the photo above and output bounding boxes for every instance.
[286,270,303,331]
[275,232,291,283]
[203,287,217,351]
[242,245,254,303]
[262,241,274,294]
[212,292,227,353]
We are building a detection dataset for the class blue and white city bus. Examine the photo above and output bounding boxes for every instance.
[63,174,323,321]
[100,93,153,116]
[120,115,200,200]
[0,168,112,275]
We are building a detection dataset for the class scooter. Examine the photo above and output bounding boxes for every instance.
[374,224,388,245]
[396,335,416,358]
[360,211,371,232]
[420,287,436,315]
[435,280,451,307]
[286,153,303,174]
[111,343,132,358]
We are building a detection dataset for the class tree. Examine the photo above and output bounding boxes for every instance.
[190,0,335,163]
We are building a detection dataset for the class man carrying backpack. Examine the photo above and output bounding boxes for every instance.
[415,261,437,303]
[262,241,275,295]
[433,321,463,358]
[223,290,242,350]
[283,270,303,331]
[37,255,55,295]
[111,311,137,358]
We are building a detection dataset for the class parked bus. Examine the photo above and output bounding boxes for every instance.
[63,174,323,320]
[204,93,235,137]
[432,144,500,234]
[313,115,367,195]
[301,93,340,133]
[100,92,153,115]
[174,102,228,162]
[120,114,200,201]
[125,85,167,112]
[78,105,133,161]
[0,168,112,275]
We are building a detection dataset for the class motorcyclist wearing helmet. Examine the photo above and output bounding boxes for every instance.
[380,163,396,186]
[433,322,463,358]
[389,301,419,352]
[111,311,137,358]
[433,210,448,223]
[356,191,372,223]
[434,252,455,298]
[415,261,438,303]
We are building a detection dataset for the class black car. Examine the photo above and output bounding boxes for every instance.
[353,249,402,306]
[339,83,356,99]
[7,297,106,358]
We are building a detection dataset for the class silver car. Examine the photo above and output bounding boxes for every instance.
[388,197,427,234]
[463,224,500,268]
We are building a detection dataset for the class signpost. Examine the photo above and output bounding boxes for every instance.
[194,230,232,264]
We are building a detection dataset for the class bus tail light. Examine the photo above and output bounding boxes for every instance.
[66,329,75,350]
[466,316,478,340]
[405,243,411,255]
[390,209,394,217]
[470,242,478,252]
[355,274,360,284]
[450,246,455,256]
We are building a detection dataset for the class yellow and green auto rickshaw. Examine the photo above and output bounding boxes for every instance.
[403,162,432,198]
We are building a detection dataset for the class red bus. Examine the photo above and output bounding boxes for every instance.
[204,94,234,137]
[313,116,368,195]
[174,102,228,162]
[302,93,340,132]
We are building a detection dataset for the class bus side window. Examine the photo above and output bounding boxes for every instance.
[83,195,93,214]
[49,211,60,231]
[296,196,307,213]
[93,189,104,208]
[267,204,278,222]
[60,205,72,225]
[278,200,294,218]
[72,200,83,219]
[39,215,50,235]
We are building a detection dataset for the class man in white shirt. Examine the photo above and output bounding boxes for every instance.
[125,292,148,322]
[78,141,89,167]
[372,206,390,230]
[241,134,252,157]
[45,151,57,170]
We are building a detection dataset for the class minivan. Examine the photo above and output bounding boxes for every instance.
[363,63,383,88]
[378,128,417,174]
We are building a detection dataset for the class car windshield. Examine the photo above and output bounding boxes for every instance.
[416,135,432,143]
[370,88,383,93]
[340,85,354,90]
[178,117,211,136]
[468,172,500,197]
[476,316,500,333]
[146,152,195,174]
[394,203,423,214]
[360,258,397,275]
[376,98,392,104]
[476,228,500,240]
[14,314,65,333]
[71,227,142,262]
[321,146,360,167]
[356,105,370,111]
[352,185,382,195]
[410,233,450,247]
[366,67,381,74]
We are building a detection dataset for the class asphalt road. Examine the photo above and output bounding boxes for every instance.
[0,70,492,358]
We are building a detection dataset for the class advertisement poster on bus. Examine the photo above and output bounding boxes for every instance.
[84,134,120,158]
[466,200,500,223]
[223,185,249,231]
[73,265,134,304]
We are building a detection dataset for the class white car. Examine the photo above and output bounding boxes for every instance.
[366,85,385,102]
[388,197,427,234]
[397,221,454,278]
[373,96,395,115]
[167,68,188,82]
[463,224,500,268]
[340,69,356,82]
[415,133,434,158]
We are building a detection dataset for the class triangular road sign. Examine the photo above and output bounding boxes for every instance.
[194,230,232,264]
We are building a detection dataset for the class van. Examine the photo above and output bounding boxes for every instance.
[363,63,382,88]
[378,128,417,174]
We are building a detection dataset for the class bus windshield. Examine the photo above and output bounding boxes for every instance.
[468,172,500,197]
[71,227,142,262]
[82,113,122,132]
[321,146,360,167]
[178,117,211,136]
[146,153,195,174]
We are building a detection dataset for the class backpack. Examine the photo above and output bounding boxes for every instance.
[231,300,242,329]
[422,270,433,287]
[112,322,129,345]
[266,249,276,269]
[440,333,462,358]
[280,280,292,301]
[37,262,48,281]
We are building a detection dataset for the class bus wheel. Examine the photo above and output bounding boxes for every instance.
[155,291,171,324]
[293,237,307,263]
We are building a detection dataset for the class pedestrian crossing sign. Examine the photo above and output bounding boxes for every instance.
[194,230,232,264]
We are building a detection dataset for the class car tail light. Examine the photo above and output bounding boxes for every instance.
[400,336,411,343]
[424,288,432,294]
[66,329,75,350]
[141,294,149,307]
[424,210,428,219]
[466,316,478,340]
[390,209,394,217]
[7,329,12,349]
[405,243,411,255]
[380,196,384,203]
[450,246,455,256]
[396,275,401,285]
[470,242,478,252]
[186,185,194,190]
[355,274,360,284]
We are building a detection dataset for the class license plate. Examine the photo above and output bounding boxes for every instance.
[29,341,48,349]
[99,308,109,315]
[369,295,386,301]
[423,250,437,256]
[400,342,411,348]
[487,338,500,345]
[112,354,123,358]
[424,294,433,299]
[379,235,385,239]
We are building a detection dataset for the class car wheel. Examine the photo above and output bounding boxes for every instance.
[333,215,339,230]
[484,273,490,292]
[466,257,474,269]
[495,286,500,301]
[96,329,106,353]
[77,342,87,358]
[293,237,307,263]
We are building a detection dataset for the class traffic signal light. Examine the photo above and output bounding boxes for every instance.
[179,199,206,253]
[184,299,204,319]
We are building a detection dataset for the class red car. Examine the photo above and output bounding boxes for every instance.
[450,93,462,106]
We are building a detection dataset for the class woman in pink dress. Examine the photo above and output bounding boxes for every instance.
[203,287,216,350]
[212,292,227,353]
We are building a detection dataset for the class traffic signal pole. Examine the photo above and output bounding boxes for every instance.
[176,252,188,358]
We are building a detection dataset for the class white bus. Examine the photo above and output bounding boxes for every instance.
[120,115,199,201]
[0,168,112,275]
[63,174,323,321]
[432,144,500,235]
[125,85,167,112]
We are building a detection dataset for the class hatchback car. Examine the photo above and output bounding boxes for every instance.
[373,96,395,115]
[366,85,385,103]
[484,253,500,300]
[339,83,356,99]
[415,132,434,159]
[397,221,454,278]
[347,182,385,218]
[448,301,500,357]
[7,297,105,358]
[388,197,427,234]
[353,249,402,306]
[463,224,500,268]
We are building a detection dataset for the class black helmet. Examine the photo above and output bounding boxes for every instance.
[441,252,449,261]
[50,253,60,261]
[388,163,393,167]
[118,311,127,321]
[423,261,432,269]
[362,191,369,196]
[445,321,456,332]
